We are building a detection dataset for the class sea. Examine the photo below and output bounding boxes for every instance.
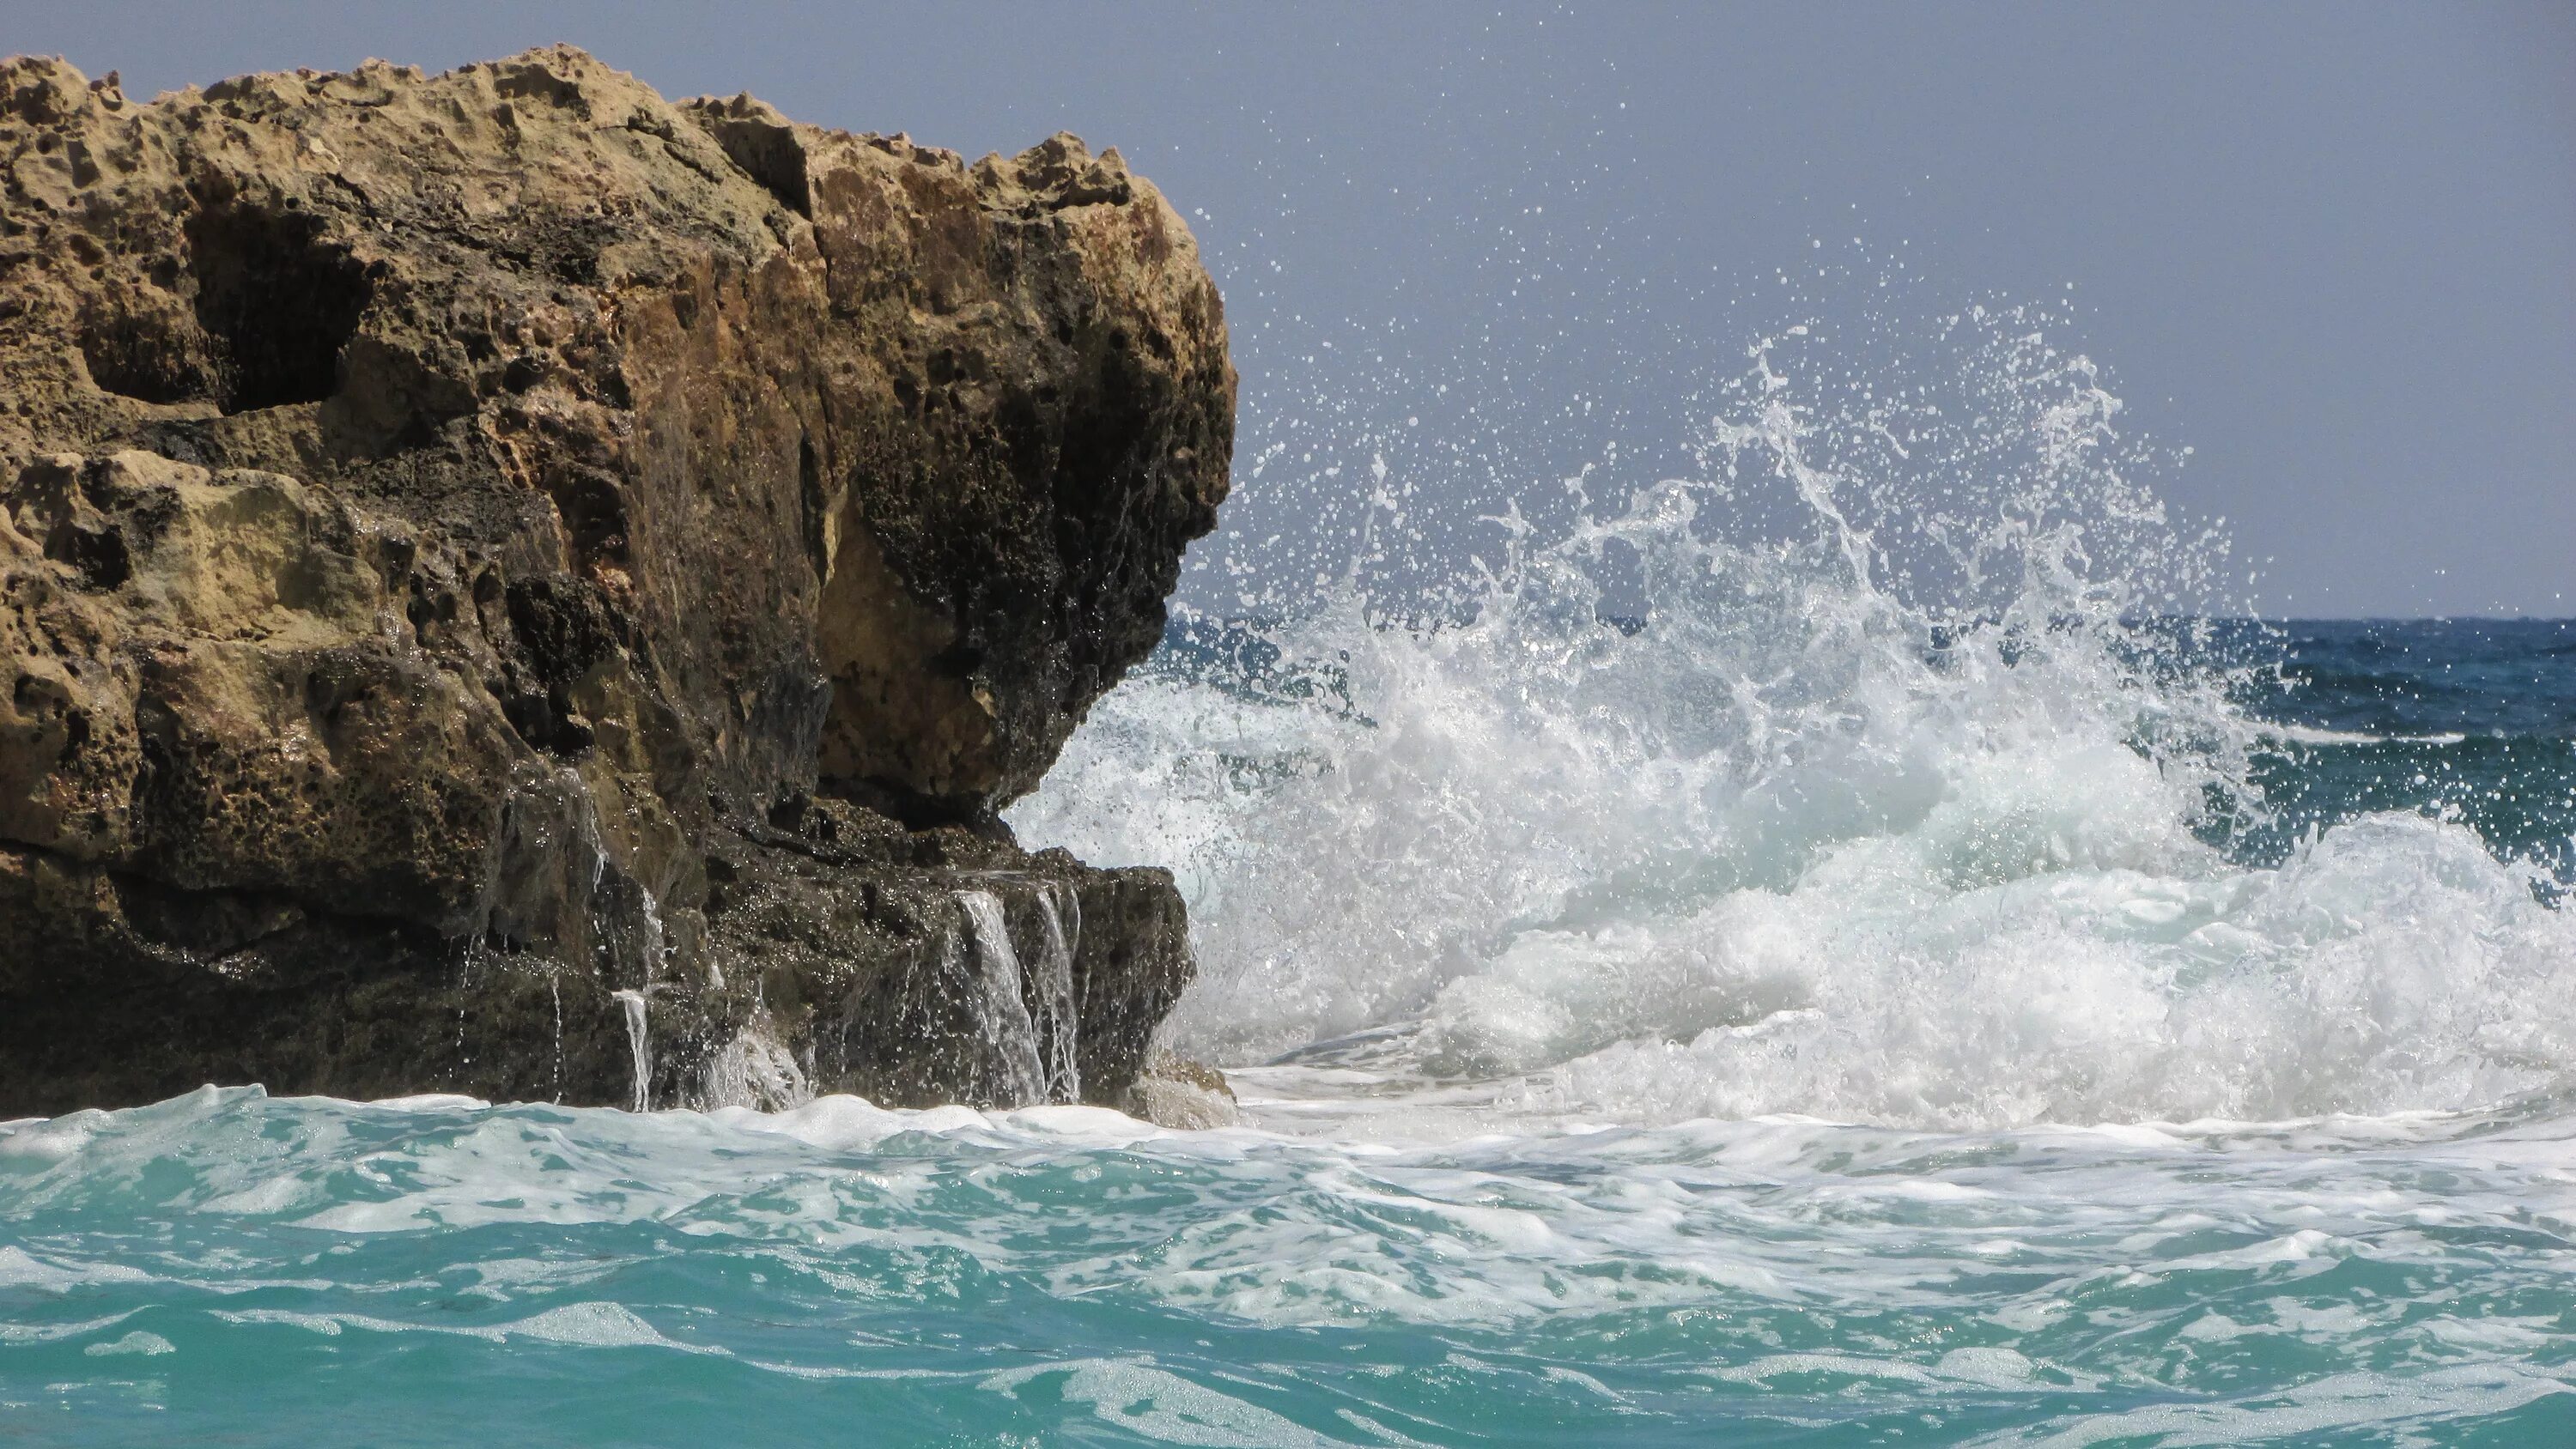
[8,319,2576,1445]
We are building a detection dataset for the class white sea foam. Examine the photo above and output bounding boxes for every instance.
[81,1331,172,1358]
[2256,722,2470,748]
[984,1359,1355,1447]
[212,1300,716,1353]
[0,1246,150,1292]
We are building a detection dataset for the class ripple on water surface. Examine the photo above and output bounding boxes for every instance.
[6,1086,2576,1445]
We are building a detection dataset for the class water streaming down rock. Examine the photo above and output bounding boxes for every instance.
[1035,883,1084,1103]
[608,990,650,1114]
[952,891,1048,1109]
[702,1012,812,1112]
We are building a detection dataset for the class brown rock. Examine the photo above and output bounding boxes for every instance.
[0,46,1230,1117]
[1120,1052,1241,1131]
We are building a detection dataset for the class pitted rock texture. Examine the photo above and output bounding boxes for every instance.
[0,47,1229,1117]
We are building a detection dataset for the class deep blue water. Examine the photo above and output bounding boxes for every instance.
[2258,620,2576,740]
[2233,620,2576,890]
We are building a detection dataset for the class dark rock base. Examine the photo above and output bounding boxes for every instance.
[0,798,1188,1119]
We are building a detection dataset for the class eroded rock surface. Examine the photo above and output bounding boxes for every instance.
[0,47,1230,1117]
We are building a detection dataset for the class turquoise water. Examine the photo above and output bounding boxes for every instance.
[9,1085,2576,1445]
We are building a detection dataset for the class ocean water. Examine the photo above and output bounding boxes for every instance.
[10,321,2576,1444]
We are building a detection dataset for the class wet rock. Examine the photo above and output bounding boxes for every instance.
[1121,1052,1240,1131]
[0,48,1230,1117]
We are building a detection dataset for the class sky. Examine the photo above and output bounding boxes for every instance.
[9,2,2572,616]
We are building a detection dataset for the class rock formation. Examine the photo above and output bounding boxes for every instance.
[0,47,1232,1118]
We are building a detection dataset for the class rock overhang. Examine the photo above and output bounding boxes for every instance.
[0,45,1233,1116]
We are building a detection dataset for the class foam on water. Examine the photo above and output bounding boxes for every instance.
[5,1088,2576,1441]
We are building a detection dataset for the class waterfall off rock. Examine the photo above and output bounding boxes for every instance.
[702,1014,813,1113]
[1035,884,1084,1104]
[954,890,1048,1110]
[608,991,650,1114]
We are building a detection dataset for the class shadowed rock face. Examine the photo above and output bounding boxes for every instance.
[0,47,1230,1117]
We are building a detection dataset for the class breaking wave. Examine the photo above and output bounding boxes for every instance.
[1013,309,2576,1131]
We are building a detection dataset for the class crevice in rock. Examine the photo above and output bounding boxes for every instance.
[797,432,828,582]
[185,200,374,414]
[686,102,811,219]
[0,837,416,961]
[817,771,1006,835]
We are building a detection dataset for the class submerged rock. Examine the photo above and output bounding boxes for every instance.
[0,47,1230,1117]
[1121,1052,1241,1131]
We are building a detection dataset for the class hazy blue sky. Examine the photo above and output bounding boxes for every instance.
[10,2,2571,615]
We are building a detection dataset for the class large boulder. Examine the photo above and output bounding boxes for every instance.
[0,47,1231,1117]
